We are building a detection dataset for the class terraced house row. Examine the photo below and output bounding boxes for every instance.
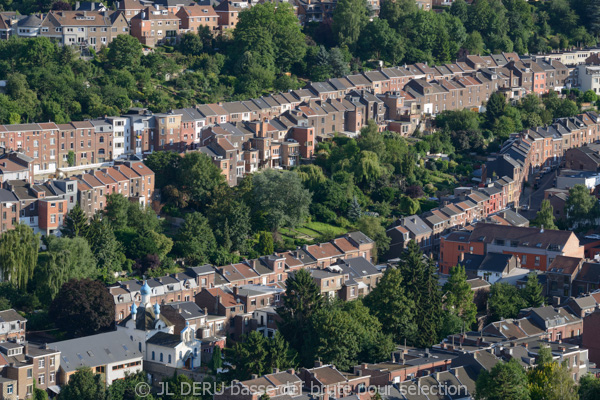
[109,231,377,340]
[0,51,576,185]
[390,109,600,272]
[484,111,600,191]
[0,152,154,235]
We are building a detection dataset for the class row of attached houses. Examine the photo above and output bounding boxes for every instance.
[0,153,154,234]
[108,232,376,341]
[483,111,600,196]
[439,223,585,274]
[386,178,529,261]
[0,1,230,49]
[217,298,594,400]
[0,50,573,181]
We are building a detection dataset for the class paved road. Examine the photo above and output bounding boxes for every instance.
[518,170,558,220]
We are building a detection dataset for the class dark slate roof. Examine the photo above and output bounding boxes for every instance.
[346,231,373,245]
[470,223,574,250]
[146,331,182,348]
[458,254,485,274]
[0,189,17,203]
[478,253,514,273]
[51,330,142,373]
[336,257,380,278]
[118,304,173,331]
[164,301,205,320]
[17,14,43,27]
[188,265,215,276]
[499,209,529,227]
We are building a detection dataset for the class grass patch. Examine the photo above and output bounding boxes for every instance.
[304,221,347,236]
[296,227,321,237]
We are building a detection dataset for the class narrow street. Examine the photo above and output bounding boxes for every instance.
[518,170,558,220]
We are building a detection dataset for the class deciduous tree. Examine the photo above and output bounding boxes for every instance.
[174,212,216,265]
[579,373,600,400]
[107,34,143,70]
[50,278,115,337]
[251,170,311,231]
[566,184,600,231]
[58,367,105,400]
[0,224,39,290]
[475,358,530,400]
[36,236,98,301]
[332,0,369,51]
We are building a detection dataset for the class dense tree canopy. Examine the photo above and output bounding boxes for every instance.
[58,367,105,400]
[476,358,530,400]
[251,170,312,231]
[0,224,39,289]
[35,236,98,302]
[443,265,477,328]
[0,0,593,124]
[277,269,324,365]
[566,184,600,231]
[49,278,115,337]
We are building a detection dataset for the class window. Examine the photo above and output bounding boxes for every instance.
[27,369,33,378]
[50,372,55,383]
[7,384,12,394]
[160,353,163,362]
[152,351,155,361]
[39,374,45,385]
[39,358,45,368]
[168,354,172,364]
[535,256,540,266]
[50,357,55,366]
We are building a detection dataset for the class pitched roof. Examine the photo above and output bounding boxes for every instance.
[51,330,142,373]
[548,255,582,275]
[469,223,576,250]
[307,366,346,385]
[146,331,182,348]
[478,253,514,273]
[0,309,26,323]
[304,243,343,260]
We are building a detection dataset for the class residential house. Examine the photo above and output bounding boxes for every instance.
[439,223,584,274]
[130,5,180,47]
[176,4,218,32]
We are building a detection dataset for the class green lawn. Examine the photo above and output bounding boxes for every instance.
[303,221,347,236]
[279,221,348,242]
